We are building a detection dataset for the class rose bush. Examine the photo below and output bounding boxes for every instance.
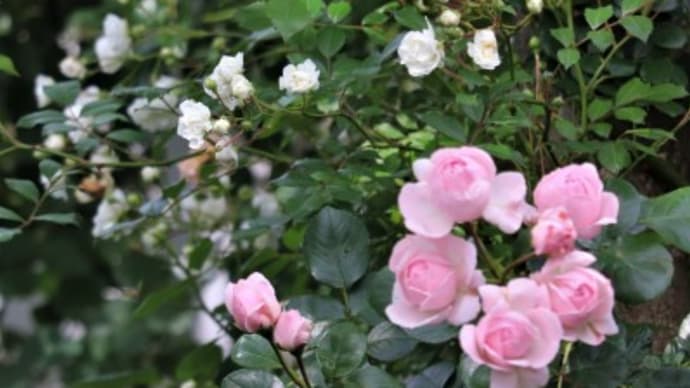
[1,0,690,387]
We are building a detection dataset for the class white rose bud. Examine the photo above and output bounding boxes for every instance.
[212,118,231,134]
[230,74,254,102]
[44,134,67,151]
[278,59,320,94]
[526,0,543,13]
[177,100,212,150]
[397,21,444,77]
[438,9,460,26]
[467,28,501,70]
[94,14,132,74]
[140,166,161,182]
[34,74,55,108]
[59,56,86,79]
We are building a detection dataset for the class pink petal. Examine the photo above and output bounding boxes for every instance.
[399,182,455,238]
[479,284,505,313]
[482,172,527,233]
[459,324,483,365]
[492,368,549,388]
[523,308,563,368]
[412,158,433,182]
[447,294,481,325]
[596,191,620,225]
[385,284,446,329]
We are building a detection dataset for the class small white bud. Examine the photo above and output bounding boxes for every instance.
[43,134,67,151]
[526,0,543,14]
[140,166,161,183]
[59,56,87,79]
[438,9,460,26]
[212,118,231,134]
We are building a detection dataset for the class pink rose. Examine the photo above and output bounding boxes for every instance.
[532,251,618,345]
[385,234,485,328]
[273,309,313,351]
[531,207,577,256]
[533,163,619,239]
[225,272,282,332]
[460,279,562,388]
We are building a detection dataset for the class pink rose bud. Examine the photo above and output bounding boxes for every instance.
[534,163,619,239]
[273,309,313,351]
[385,234,485,329]
[531,206,577,256]
[532,251,619,346]
[460,279,562,388]
[224,272,282,333]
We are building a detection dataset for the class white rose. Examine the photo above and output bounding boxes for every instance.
[177,100,212,150]
[526,0,543,13]
[43,134,67,151]
[397,22,444,77]
[140,166,161,182]
[205,53,250,110]
[94,14,132,74]
[127,76,179,132]
[278,59,320,94]
[467,28,501,70]
[59,56,86,79]
[34,74,55,108]
[438,9,460,26]
[92,189,128,238]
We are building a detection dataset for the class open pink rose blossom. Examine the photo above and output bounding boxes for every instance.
[385,234,485,328]
[532,251,618,345]
[460,279,563,388]
[273,309,313,351]
[534,163,619,239]
[398,146,528,238]
[531,206,577,256]
[224,272,282,332]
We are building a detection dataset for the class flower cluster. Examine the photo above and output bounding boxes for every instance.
[387,147,620,388]
[225,272,313,351]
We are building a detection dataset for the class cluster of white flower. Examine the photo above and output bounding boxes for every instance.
[177,100,213,150]
[63,86,103,144]
[205,53,254,110]
[278,59,320,94]
[94,14,132,74]
[127,76,180,132]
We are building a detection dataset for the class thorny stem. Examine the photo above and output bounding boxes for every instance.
[296,350,313,388]
[557,342,574,388]
[271,343,307,388]
[470,223,502,279]
[500,252,537,283]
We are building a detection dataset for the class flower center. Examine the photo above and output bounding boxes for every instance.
[402,256,457,310]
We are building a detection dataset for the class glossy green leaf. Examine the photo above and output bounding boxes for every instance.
[327,1,352,23]
[0,54,18,76]
[0,227,21,242]
[72,368,159,388]
[133,280,192,319]
[5,179,39,203]
[641,187,690,252]
[34,213,79,226]
[230,334,281,370]
[614,106,646,124]
[420,110,467,142]
[221,370,284,388]
[557,48,581,70]
[344,365,401,388]
[318,26,346,57]
[0,206,23,222]
[588,30,615,51]
[176,344,222,380]
[314,321,367,378]
[44,81,81,106]
[404,323,458,344]
[189,238,213,269]
[367,322,417,361]
[584,6,614,30]
[550,27,574,47]
[605,179,645,231]
[588,98,613,122]
[621,0,644,14]
[286,295,345,321]
[393,6,425,30]
[621,16,653,42]
[16,110,65,128]
[407,361,455,388]
[303,206,369,288]
[265,0,314,40]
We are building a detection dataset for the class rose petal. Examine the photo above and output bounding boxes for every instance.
[412,158,433,182]
[399,182,455,238]
[482,172,527,233]
[596,191,620,225]
[491,367,549,388]
[447,294,481,325]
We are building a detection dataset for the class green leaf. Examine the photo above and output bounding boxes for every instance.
[265,0,314,40]
[106,129,150,143]
[420,111,467,142]
[555,118,580,140]
[624,128,674,141]
[550,27,574,47]
[189,238,213,270]
[287,295,345,320]
[599,232,673,303]
[393,6,426,30]
[318,26,346,57]
[621,0,643,14]
[621,15,653,42]
[646,84,687,103]
[407,361,455,388]
[367,322,417,362]
[344,365,402,388]
[651,23,688,49]
[81,99,123,117]
[597,142,630,174]
[605,179,645,231]
[314,321,367,378]
[404,323,458,344]
[327,1,351,23]
[588,30,615,51]
[557,48,581,70]
[221,370,283,388]
[584,6,614,30]
[641,187,690,253]
[305,0,325,17]
[16,110,65,128]
[92,113,127,126]
[614,106,646,124]
[5,179,39,203]
[303,206,369,288]
[0,206,23,222]
[587,99,613,122]
[71,368,159,388]
[0,228,21,242]
[133,280,192,319]
[176,344,222,381]
[615,78,650,107]
[34,213,79,226]
[44,81,81,106]
[230,334,281,370]
[0,54,18,76]
[39,159,62,179]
